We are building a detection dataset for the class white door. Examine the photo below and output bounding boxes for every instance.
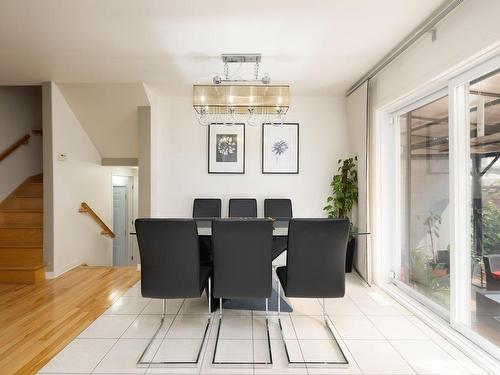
[113,186,128,266]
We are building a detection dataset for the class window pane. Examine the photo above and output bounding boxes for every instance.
[400,96,450,309]
[469,70,500,346]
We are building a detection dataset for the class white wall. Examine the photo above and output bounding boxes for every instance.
[371,0,500,109]
[151,96,349,218]
[57,83,149,158]
[50,82,113,276]
[0,86,42,202]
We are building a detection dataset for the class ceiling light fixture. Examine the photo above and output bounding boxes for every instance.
[193,54,290,126]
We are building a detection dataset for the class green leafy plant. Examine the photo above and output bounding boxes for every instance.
[482,202,500,255]
[323,157,358,220]
[424,211,441,262]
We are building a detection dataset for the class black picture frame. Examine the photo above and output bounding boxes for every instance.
[208,123,246,174]
[262,123,299,174]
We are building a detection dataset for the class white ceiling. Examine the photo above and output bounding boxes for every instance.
[0,0,445,96]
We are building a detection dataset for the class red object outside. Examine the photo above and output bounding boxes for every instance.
[492,271,500,280]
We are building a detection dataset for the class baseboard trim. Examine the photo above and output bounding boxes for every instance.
[49,260,82,279]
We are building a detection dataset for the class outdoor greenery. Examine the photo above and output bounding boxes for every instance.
[482,202,500,255]
[424,211,442,262]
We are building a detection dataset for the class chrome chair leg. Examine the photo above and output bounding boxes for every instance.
[212,297,272,366]
[137,284,211,367]
[277,293,349,367]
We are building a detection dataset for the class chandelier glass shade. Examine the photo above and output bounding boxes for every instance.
[193,84,290,126]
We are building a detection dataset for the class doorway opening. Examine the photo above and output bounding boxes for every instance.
[112,173,138,266]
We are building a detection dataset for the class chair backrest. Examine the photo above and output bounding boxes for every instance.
[193,198,222,218]
[264,199,292,219]
[228,198,257,218]
[212,218,273,298]
[485,254,500,271]
[285,218,349,298]
[135,219,201,299]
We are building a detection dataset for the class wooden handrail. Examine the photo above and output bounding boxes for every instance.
[0,134,30,162]
[79,202,116,238]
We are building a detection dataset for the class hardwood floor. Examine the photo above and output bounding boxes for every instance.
[0,266,140,375]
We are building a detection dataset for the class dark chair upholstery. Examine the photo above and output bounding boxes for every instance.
[135,218,211,299]
[228,198,257,218]
[193,198,222,218]
[134,218,212,366]
[277,218,349,298]
[275,218,350,366]
[193,199,221,265]
[264,199,292,219]
[212,218,273,298]
[264,199,293,260]
[211,218,273,365]
[484,254,500,291]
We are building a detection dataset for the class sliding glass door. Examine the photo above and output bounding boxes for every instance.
[398,95,451,313]
[468,70,500,347]
[387,57,500,358]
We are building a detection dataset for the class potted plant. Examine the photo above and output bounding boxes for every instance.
[423,211,448,278]
[323,157,358,272]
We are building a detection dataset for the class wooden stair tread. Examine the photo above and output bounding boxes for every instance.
[0,223,42,229]
[0,246,42,250]
[0,208,42,213]
[0,173,45,283]
[0,264,44,271]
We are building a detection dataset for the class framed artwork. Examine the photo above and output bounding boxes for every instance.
[262,123,299,174]
[208,123,245,174]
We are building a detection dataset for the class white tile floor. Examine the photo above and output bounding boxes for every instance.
[38,274,488,375]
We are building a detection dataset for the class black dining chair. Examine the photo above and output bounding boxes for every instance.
[264,198,292,219]
[276,218,350,366]
[228,198,257,218]
[193,198,222,218]
[264,199,292,260]
[211,218,273,365]
[193,198,221,265]
[135,218,212,367]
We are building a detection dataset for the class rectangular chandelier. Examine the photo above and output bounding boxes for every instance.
[193,84,290,115]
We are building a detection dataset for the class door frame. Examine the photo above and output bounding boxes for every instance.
[112,175,135,266]
[372,49,500,362]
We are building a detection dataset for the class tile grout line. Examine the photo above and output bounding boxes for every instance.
[324,297,364,374]
[146,298,186,371]
[89,293,151,375]
[196,292,211,375]
[348,283,422,374]
[288,305,310,375]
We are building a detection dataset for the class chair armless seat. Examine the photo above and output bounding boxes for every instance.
[228,198,257,218]
[211,218,273,365]
[135,218,211,367]
[276,218,350,367]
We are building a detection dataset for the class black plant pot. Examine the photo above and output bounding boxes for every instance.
[345,238,356,273]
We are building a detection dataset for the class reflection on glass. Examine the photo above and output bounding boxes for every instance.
[400,96,450,309]
[469,70,500,346]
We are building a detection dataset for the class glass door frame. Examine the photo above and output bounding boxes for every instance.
[381,54,500,360]
[448,55,500,359]
[389,87,451,322]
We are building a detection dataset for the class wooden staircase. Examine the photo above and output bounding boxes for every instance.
[0,174,45,283]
